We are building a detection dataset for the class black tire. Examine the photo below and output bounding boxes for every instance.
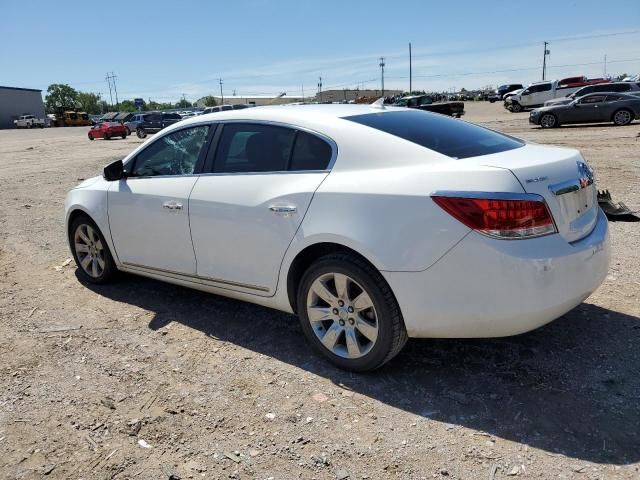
[489,99,496,103]
[539,113,558,129]
[121,133,126,139]
[297,253,408,372]
[104,133,110,140]
[88,134,94,140]
[510,102,523,113]
[69,214,117,284]
[612,109,633,126]
[136,128,147,139]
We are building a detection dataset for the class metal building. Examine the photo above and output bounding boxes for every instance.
[0,86,46,129]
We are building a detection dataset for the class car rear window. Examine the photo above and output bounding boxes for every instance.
[344,110,524,159]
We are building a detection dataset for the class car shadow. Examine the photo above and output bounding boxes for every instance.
[81,271,640,465]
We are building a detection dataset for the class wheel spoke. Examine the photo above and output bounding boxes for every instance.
[80,254,92,270]
[87,226,97,244]
[77,228,91,245]
[95,239,103,251]
[96,256,105,270]
[355,316,378,342]
[352,291,373,312]
[308,306,333,323]
[91,258,99,277]
[345,329,361,357]
[75,243,89,253]
[333,273,349,301]
[311,279,338,305]
[321,322,342,350]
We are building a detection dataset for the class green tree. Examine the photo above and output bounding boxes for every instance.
[200,95,218,107]
[118,99,140,112]
[175,98,192,108]
[76,91,102,114]
[45,83,78,113]
[147,100,174,111]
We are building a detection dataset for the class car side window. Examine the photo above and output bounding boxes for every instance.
[580,95,606,104]
[289,131,333,171]
[605,95,623,102]
[214,123,295,173]
[131,125,210,177]
[612,84,630,92]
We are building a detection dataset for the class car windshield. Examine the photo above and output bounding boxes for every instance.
[344,110,524,159]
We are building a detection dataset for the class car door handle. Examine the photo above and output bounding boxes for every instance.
[269,205,297,216]
[163,201,183,210]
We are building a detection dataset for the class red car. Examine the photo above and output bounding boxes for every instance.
[88,122,128,140]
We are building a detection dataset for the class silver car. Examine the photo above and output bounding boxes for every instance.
[124,114,146,135]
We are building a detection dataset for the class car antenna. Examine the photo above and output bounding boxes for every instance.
[370,97,386,109]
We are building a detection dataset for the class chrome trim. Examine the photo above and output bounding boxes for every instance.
[548,179,581,196]
[269,205,297,216]
[121,262,270,292]
[430,190,546,202]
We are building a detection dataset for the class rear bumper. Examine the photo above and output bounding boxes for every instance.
[383,208,610,338]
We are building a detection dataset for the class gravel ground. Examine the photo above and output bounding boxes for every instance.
[1,103,639,479]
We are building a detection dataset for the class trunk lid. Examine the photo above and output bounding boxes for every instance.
[468,144,598,243]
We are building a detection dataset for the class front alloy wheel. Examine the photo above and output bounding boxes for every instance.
[540,113,557,128]
[297,253,407,371]
[70,215,116,284]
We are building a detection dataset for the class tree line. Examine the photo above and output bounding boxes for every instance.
[44,84,218,114]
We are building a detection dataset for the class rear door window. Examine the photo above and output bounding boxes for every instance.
[344,110,523,159]
[289,131,332,171]
[214,123,295,173]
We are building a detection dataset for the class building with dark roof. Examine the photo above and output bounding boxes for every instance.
[0,86,46,129]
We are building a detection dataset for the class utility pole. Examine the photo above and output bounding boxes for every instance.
[379,57,386,97]
[105,73,113,109]
[111,72,119,108]
[409,43,412,94]
[301,84,304,101]
[604,54,607,76]
[318,76,322,102]
[542,42,550,80]
[219,78,224,104]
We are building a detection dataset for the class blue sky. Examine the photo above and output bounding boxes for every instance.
[1,0,639,101]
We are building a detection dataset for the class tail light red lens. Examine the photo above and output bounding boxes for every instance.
[432,195,556,239]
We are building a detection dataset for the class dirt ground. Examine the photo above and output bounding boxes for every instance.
[1,103,639,480]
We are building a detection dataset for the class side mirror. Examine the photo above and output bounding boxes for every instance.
[103,159,125,181]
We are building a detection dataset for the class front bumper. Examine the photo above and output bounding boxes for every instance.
[529,111,539,124]
[383,208,610,338]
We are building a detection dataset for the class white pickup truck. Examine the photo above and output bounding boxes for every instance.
[14,114,46,128]
[504,77,611,112]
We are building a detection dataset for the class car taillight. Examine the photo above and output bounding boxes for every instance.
[431,194,556,239]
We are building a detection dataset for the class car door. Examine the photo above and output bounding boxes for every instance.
[570,95,607,123]
[189,122,334,295]
[108,124,214,274]
[527,83,552,107]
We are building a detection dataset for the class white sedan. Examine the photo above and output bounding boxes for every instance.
[65,104,610,371]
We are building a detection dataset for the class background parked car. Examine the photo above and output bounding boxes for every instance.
[529,93,640,128]
[88,122,128,140]
[13,114,46,128]
[124,114,145,135]
[487,84,523,103]
[544,82,640,106]
[135,112,182,138]
[393,95,465,117]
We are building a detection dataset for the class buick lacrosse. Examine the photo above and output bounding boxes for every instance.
[65,104,610,371]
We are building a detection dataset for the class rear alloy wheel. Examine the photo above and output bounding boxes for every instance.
[297,253,407,371]
[69,215,117,284]
[121,133,126,139]
[136,128,147,139]
[612,109,632,126]
[539,113,557,129]
[510,102,523,113]
[104,133,110,140]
